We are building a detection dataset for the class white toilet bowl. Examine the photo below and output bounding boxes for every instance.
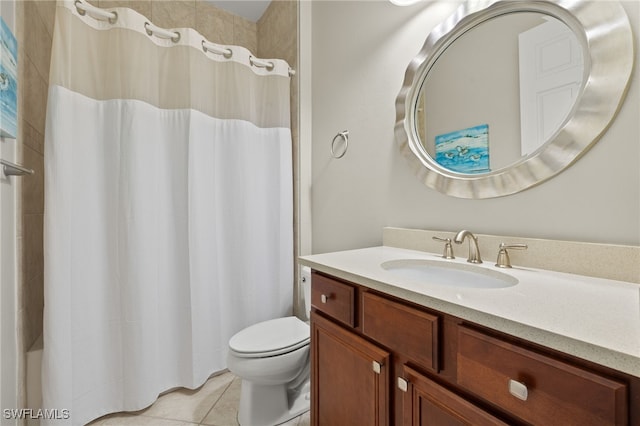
[226,267,312,426]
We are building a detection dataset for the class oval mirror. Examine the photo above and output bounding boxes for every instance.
[395,0,633,199]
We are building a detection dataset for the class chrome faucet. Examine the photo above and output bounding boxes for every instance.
[454,230,482,264]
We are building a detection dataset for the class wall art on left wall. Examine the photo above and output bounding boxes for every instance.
[0,16,17,139]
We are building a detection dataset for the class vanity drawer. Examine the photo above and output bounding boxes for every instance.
[311,272,356,327]
[457,326,627,426]
[361,291,439,372]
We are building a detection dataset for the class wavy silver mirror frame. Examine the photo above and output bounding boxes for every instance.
[395,0,633,199]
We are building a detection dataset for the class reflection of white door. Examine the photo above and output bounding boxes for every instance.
[519,18,583,156]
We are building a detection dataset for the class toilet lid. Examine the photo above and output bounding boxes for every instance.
[229,316,310,358]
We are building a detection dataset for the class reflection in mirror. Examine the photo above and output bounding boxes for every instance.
[395,0,633,198]
[415,12,584,174]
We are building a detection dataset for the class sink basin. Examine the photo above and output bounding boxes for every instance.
[381,259,518,289]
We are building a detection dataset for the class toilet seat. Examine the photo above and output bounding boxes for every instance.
[229,316,310,358]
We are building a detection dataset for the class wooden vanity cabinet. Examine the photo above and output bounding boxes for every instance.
[457,326,628,426]
[310,271,637,426]
[401,365,508,426]
[311,272,390,425]
[311,308,390,425]
[311,272,356,327]
[361,291,439,373]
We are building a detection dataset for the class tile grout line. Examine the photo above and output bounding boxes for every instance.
[133,372,238,425]
[198,373,239,426]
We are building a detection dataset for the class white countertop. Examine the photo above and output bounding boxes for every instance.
[299,246,640,378]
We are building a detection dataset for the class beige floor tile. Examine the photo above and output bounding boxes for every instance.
[279,410,310,426]
[90,412,198,426]
[86,372,310,426]
[138,372,235,424]
[200,377,242,426]
[296,411,311,426]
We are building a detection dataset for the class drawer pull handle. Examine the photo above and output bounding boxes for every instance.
[508,379,528,401]
[321,294,329,303]
[397,377,408,392]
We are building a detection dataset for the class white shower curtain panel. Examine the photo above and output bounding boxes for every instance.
[43,2,293,425]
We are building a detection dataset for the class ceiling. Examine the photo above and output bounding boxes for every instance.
[207,1,272,22]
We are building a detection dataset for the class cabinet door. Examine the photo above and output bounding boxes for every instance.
[401,365,508,426]
[312,312,390,426]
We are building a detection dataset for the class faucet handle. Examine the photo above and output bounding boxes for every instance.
[432,236,455,259]
[495,243,528,268]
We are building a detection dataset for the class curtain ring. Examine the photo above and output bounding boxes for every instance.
[331,130,349,159]
[74,0,118,24]
[108,11,118,25]
[144,22,181,43]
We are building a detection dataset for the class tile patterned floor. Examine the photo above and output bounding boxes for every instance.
[88,372,310,426]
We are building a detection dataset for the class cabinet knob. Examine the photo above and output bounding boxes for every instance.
[321,294,329,303]
[508,379,528,401]
[397,377,409,392]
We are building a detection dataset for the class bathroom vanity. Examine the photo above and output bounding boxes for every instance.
[301,0,638,421]
[299,246,640,425]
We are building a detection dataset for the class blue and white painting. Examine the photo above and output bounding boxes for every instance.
[0,17,17,139]
[435,124,490,174]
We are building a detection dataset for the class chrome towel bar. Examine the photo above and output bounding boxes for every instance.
[1,159,34,177]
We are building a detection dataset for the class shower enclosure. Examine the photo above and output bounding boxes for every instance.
[42,1,295,424]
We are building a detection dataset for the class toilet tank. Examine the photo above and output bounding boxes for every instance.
[301,266,312,320]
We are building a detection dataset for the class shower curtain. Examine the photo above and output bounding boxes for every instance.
[42,2,293,424]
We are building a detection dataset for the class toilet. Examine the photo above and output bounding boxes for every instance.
[227,267,312,426]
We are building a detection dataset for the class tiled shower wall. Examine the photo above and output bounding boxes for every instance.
[15,0,298,408]
[16,0,54,361]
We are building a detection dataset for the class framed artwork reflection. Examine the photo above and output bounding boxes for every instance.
[435,124,490,174]
[0,17,17,139]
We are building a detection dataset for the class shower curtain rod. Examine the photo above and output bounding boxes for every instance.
[73,0,296,77]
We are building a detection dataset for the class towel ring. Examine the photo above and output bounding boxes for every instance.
[331,130,349,159]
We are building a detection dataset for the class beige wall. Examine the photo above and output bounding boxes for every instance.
[308,1,640,254]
